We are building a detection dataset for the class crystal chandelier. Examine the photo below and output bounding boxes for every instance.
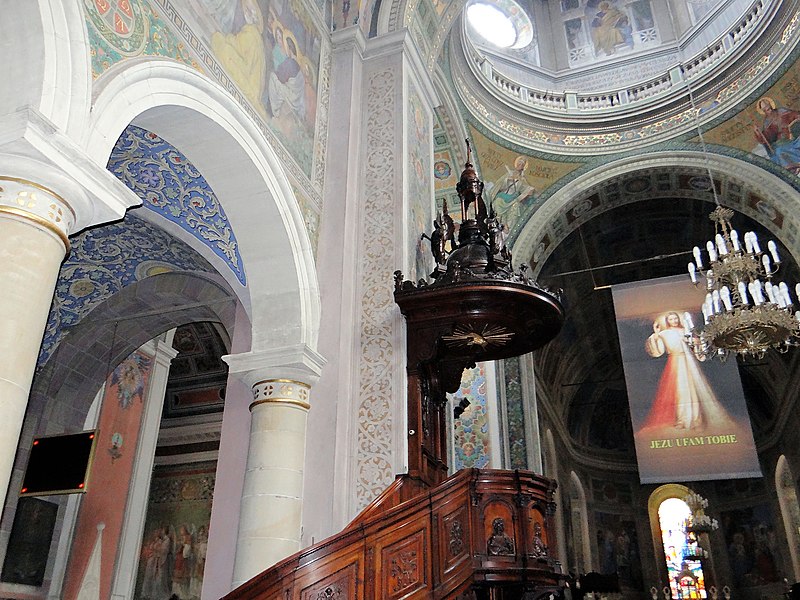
[685,205,800,360]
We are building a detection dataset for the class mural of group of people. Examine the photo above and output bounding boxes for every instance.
[721,505,783,588]
[135,462,215,600]
[595,512,644,590]
[139,523,209,600]
[183,0,322,174]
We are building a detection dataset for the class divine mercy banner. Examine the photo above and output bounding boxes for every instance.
[612,275,761,484]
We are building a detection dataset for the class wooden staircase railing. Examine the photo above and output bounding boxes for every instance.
[223,468,565,600]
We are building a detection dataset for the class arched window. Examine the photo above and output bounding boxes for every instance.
[658,497,707,599]
[776,455,800,579]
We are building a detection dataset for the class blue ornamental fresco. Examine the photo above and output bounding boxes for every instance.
[39,214,216,366]
[108,125,247,286]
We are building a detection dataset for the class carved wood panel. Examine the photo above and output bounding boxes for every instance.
[440,505,469,574]
[379,528,428,600]
[299,558,361,600]
[481,499,517,558]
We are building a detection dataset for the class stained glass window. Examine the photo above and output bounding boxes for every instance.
[658,498,707,599]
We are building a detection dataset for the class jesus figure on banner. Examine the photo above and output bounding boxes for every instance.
[641,311,734,431]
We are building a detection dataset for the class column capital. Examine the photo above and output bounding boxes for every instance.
[0,107,140,234]
[0,177,75,250]
[331,25,367,57]
[223,344,326,390]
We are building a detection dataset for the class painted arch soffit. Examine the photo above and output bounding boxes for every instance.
[39,213,219,367]
[108,125,247,287]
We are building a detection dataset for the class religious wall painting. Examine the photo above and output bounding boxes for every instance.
[704,58,800,177]
[612,276,761,484]
[433,151,457,192]
[559,0,657,65]
[135,461,217,599]
[468,127,580,233]
[591,479,632,505]
[747,193,785,230]
[452,366,491,469]
[61,350,155,599]
[0,497,58,586]
[720,504,784,587]
[331,0,362,30]
[172,0,323,176]
[594,512,643,590]
[587,0,633,57]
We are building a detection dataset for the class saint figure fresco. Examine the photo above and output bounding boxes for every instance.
[752,96,800,174]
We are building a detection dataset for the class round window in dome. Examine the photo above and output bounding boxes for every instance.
[466,0,533,50]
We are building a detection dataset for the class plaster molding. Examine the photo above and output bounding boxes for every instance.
[224,345,326,391]
[0,108,139,233]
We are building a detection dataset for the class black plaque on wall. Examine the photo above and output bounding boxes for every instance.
[20,430,97,496]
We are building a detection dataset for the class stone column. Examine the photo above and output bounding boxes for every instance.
[225,346,325,586]
[0,176,74,510]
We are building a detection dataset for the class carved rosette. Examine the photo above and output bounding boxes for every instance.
[250,379,311,411]
[0,177,75,250]
[315,586,345,599]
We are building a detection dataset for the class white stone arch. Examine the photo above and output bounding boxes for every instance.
[85,60,321,353]
[0,0,91,136]
[513,152,800,276]
[568,470,592,574]
[776,455,800,580]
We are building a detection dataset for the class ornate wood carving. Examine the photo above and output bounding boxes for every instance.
[487,517,515,556]
[224,469,564,600]
[389,550,419,593]
[315,586,345,599]
[449,519,464,557]
[531,522,548,558]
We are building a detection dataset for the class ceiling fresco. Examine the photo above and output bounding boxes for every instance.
[39,213,217,367]
[108,125,247,286]
[451,4,800,154]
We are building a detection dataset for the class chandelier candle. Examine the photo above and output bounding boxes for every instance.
[686,206,800,359]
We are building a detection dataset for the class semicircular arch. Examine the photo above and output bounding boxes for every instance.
[513,152,800,277]
[86,60,321,353]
